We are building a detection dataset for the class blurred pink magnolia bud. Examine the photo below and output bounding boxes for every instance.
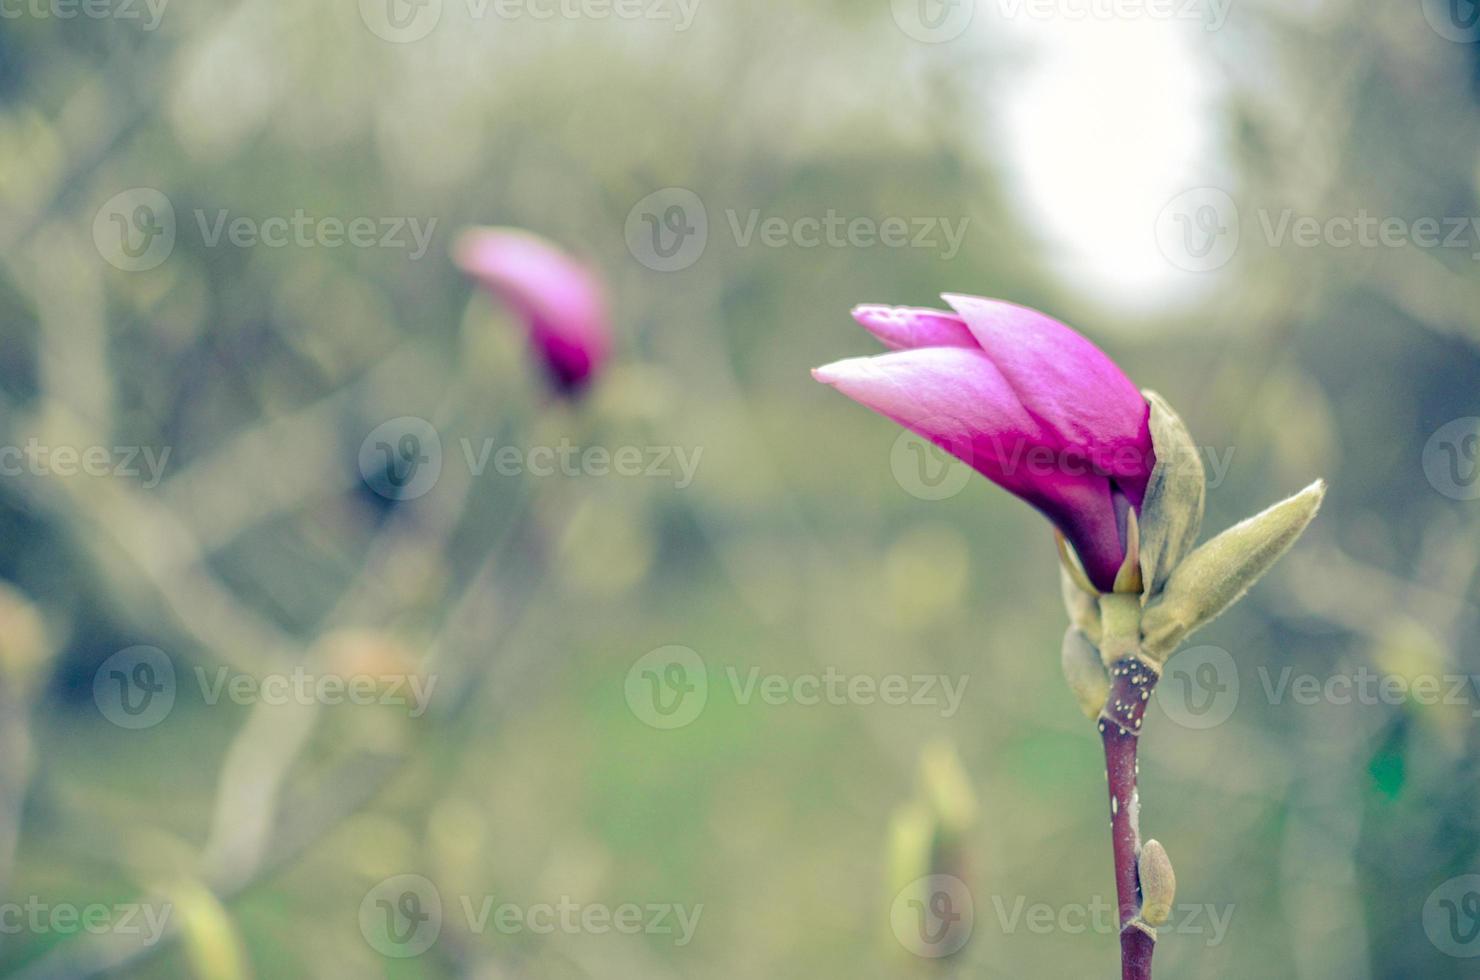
[454,227,612,395]
[813,295,1154,592]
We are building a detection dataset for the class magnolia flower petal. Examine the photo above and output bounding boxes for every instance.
[812,347,1037,490]
[850,305,979,351]
[940,294,1152,500]
[454,227,611,392]
[1035,471,1128,592]
[813,347,1127,589]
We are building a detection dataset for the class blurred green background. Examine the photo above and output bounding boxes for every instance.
[2,0,1480,976]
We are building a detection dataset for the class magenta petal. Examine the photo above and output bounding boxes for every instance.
[813,347,1128,588]
[850,305,979,351]
[940,294,1152,502]
[816,349,1124,586]
[454,228,612,393]
[812,347,1040,492]
[1038,475,1129,592]
[813,297,1162,590]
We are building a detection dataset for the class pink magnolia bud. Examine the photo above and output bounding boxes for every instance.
[813,295,1154,592]
[454,227,612,395]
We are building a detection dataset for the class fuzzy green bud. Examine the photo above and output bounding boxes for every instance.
[1137,390,1206,597]
[1137,839,1176,927]
[1141,480,1326,662]
[1061,627,1109,720]
[1060,564,1101,643]
[920,738,978,839]
[886,801,936,903]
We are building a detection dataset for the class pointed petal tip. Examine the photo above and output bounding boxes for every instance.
[940,291,996,307]
[812,351,885,380]
[811,359,855,385]
[941,292,1042,319]
[850,303,978,351]
[450,224,519,265]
